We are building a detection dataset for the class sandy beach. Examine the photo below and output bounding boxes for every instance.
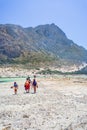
[0,75,87,130]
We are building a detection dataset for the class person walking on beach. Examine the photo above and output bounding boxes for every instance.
[13,82,18,94]
[24,78,31,93]
[32,75,38,93]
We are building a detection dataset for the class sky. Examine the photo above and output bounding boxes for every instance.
[0,0,87,49]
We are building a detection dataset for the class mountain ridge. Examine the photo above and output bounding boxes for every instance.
[0,23,87,68]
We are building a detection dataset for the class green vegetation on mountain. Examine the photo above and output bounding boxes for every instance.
[0,23,87,68]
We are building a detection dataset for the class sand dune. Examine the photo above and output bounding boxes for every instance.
[0,75,87,130]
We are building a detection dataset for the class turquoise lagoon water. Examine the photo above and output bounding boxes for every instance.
[0,74,87,83]
[0,77,26,83]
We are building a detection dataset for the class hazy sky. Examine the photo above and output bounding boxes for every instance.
[0,0,87,49]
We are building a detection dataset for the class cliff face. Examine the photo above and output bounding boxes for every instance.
[0,23,87,66]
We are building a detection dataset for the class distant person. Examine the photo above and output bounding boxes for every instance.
[24,78,31,93]
[32,75,38,93]
[13,82,18,94]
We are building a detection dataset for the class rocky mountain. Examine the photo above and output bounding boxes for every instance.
[0,23,87,68]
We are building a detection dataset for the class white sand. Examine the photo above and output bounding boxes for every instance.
[0,75,87,130]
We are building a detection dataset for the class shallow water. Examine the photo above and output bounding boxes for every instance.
[0,77,25,83]
[0,74,87,83]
